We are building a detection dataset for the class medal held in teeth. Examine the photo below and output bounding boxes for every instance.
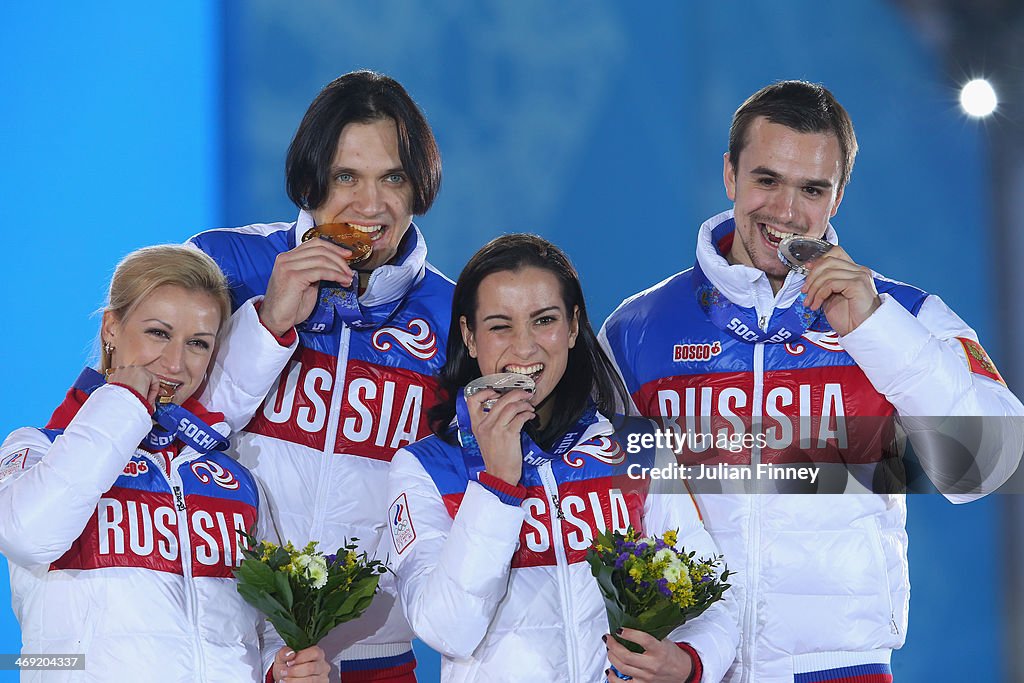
[102,368,180,405]
[302,222,375,265]
[465,373,536,410]
[777,235,834,275]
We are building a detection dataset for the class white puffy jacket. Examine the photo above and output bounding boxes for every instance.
[599,210,1024,682]
[0,300,295,682]
[385,412,740,682]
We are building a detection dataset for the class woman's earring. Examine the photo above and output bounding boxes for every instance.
[300,193,311,210]
[104,342,114,355]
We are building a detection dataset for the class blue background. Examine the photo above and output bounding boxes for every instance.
[0,2,1008,680]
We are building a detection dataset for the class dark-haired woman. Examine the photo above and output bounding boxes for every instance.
[384,235,738,682]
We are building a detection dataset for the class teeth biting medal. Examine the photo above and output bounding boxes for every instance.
[302,222,374,265]
[777,234,834,275]
[465,373,536,410]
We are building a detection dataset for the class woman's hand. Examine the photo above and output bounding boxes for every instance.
[466,388,535,486]
[270,645,330,682]
[106,366,163,408]
[605,629,695,682]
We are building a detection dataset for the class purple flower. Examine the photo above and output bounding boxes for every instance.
[657,578,672,597]
[640,580,650,590]
[615,553,629,568]
[325,553,337,566]
[634,543,648,557]
[699,573,713,584]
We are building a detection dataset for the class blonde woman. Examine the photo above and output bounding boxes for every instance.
[0,245,332,682]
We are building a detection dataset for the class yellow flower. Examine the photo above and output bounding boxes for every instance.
[663,530,678,547]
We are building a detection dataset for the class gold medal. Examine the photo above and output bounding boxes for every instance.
[302,223,374,265]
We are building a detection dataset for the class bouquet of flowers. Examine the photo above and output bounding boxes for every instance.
[586,528,731,654]
[234,530,388,651]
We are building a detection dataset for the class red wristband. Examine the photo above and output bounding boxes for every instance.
[254,300,297,346]
[478,471,527,505]
[108,382,155,415]
[675,642,703,683]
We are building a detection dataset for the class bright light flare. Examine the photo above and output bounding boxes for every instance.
[960,79,997,117]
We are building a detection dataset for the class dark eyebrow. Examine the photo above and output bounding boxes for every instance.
[481,306,561,323]
[330,166,406,176]
[530,306,561,317]
[750,166,833,189]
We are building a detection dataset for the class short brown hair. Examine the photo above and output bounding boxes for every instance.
[729,80,858,190]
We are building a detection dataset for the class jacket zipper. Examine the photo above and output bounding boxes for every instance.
[539,463,578,681]
[312,325,352,540]
[742,290,770,683]
[869,516,900,635]
[162,453,208,681]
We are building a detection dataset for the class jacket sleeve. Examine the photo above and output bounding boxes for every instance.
[839,293,1024,501]
[643,447,740,682]
[200,296,298,434]
[385,449,525,659]
[253,475,287,679]
[597,322,642,417]
[0,385,152,567]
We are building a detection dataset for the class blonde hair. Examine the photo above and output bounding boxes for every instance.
[100,245,232,371]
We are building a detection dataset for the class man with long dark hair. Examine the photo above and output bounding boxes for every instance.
[191,70,452,682]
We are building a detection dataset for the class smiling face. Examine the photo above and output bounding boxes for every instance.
[724,116,845,291]
[460,267,579,425]
[311,118,415,273]
[101,284,222,404]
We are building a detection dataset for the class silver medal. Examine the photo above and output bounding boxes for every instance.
[465,373,536,410]
[777,235,834,275]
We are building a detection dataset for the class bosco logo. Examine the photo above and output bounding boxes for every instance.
[372,319,438,360]
[673,341,722,362]
[190,460,240,490]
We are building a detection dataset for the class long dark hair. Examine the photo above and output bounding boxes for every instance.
[285,70,442,215]
[429,234,629,449]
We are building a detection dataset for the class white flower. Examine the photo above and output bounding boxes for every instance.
[664,559,692,589]
[291,553,311,577]
[307,555,329,589]
[653,548,675,565]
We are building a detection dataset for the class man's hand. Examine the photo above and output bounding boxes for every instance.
[270,645,330,682]
[605,629,695,682]
[802,246,881,336]
[466,388,535,486]
[259,239,356,337]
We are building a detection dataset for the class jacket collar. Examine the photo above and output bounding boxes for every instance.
[695,208,839,310]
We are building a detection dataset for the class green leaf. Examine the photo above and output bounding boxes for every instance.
[235,558,278,595]
[273,571,295,610]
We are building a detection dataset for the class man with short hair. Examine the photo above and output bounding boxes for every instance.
[600,80,1023,682]
[192,70,453,682]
